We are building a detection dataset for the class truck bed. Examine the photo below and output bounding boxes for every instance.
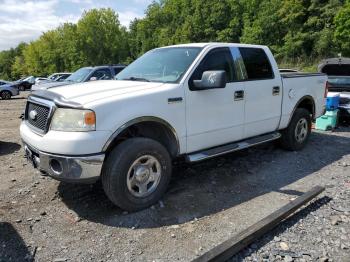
[279,73,327,129]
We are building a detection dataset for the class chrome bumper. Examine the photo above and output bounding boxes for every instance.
[23,143,105,183]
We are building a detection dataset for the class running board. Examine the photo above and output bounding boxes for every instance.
[186,132,281,163]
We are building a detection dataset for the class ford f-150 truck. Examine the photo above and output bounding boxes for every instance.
[20,43,327,211]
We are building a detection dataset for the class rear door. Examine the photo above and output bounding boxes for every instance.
[238,47,282,138]
[185,47,246,153]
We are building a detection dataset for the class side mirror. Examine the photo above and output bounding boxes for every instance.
[192,70,226,90]
[89,77,97,81]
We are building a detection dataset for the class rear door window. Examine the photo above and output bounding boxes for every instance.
[239,47,274,80]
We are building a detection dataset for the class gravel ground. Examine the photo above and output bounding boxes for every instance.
[0,92,349,262]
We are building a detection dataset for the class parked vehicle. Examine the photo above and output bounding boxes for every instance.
[318,57,350,119]
[21,43,327,211]
[31,65,126,91]
[0,82,19,100]
[0,79,12,86]
[34,77,49,85]
[16,76,35,91]
[35,73,72,85]
[48,72,72,81]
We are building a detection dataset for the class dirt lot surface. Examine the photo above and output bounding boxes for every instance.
[0,92,349,262]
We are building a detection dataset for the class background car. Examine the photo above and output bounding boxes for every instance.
[0,82,19,100]
[15,76,35,91]
[31,64,126,91]
[48,72,71,81]
[319,57,350,120]
[35,73,72,85]
[0,79,12,86]
[34,77,49,85]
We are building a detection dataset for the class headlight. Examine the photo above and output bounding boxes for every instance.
[50,108,96,132]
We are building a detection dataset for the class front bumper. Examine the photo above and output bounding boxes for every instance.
[23,142,105,183]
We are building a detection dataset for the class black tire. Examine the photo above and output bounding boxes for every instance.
[280,108,312,151]
[0,91,11,100]
[102,137,172,211]
[19,85,25,91]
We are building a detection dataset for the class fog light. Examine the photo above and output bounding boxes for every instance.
[50,159,63,175]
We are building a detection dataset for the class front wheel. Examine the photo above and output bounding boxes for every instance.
[280,108,312,151]
[0,91,11,100]
[102,137,172,211]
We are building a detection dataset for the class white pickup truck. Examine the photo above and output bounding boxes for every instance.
[20,43,327,211]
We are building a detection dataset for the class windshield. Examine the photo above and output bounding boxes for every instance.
[66,68,92,83]
[116,47,202,83]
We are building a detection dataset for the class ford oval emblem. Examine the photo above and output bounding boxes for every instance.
[29,110,38,120]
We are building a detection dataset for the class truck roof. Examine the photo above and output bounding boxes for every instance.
[159,42,269,49]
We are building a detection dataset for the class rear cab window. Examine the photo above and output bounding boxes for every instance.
[238,47,274,80]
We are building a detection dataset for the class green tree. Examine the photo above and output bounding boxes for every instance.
[240,0,284,53]
[0,42,27,80]
[335,0,350,55]
[76,8,129,66]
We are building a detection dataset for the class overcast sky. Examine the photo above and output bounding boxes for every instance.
[0,0,154,51]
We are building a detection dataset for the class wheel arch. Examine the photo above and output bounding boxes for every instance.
[102,116,180,158]
[288,95,315,125]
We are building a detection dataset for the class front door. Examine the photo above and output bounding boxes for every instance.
[184,47,245,153]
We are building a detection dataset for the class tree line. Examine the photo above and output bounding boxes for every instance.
[0,0,350,80]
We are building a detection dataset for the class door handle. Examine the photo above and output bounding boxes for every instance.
[272,86,280,96]
[234,90,244,101]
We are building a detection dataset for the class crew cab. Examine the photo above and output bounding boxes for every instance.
[20,43,327,211]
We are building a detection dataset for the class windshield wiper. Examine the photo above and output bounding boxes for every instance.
[122,77,150,82]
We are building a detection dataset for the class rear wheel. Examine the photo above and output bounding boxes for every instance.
[19,85,25,91]
[280,108,312,151]
[101,137,172,211]
[0,91,11,100]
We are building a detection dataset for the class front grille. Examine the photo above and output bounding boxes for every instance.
[26,102,51,133]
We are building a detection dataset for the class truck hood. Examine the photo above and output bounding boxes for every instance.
[47,80,165,105]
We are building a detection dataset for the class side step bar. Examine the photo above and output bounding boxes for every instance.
[186,132,281,163]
